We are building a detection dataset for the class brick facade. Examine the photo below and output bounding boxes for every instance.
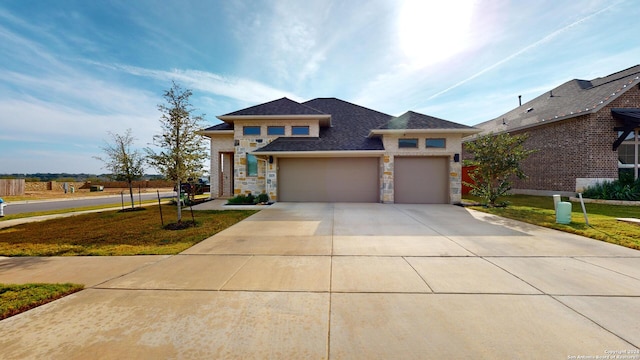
[464,85,640,194]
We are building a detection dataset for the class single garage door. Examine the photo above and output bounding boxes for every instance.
[278,157,379,202]
[394,156,449,204]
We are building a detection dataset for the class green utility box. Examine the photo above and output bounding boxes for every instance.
[556,201,572,224]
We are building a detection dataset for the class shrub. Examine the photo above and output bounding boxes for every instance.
[227,193,256,205]
[227,194,249,205]
[257,193,269,204]
[463,132,535,206]
[226,192,269,205]
[582,179,640,201]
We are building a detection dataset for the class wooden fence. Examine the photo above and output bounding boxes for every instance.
[0,179,26,196]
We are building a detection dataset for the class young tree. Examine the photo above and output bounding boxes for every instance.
[145,82,208,223]
[464,132,536,206]
[94,129,145,209]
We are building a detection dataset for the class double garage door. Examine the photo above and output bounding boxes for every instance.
[278,158,379,202]
[277,156,449,203]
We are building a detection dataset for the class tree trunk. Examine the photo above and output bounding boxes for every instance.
[128,181,135,209]
[176,179,182,223]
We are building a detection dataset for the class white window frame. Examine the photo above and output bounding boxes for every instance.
[618,129,639,180]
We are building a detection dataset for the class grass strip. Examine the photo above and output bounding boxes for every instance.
[465,195,640,250]
[0,199,168,221]
[0,205,257,256]
[1,283,84,320]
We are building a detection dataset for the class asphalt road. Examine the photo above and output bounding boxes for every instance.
[1,192,176,215]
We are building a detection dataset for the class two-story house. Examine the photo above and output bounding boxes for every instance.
[200,97,478,204]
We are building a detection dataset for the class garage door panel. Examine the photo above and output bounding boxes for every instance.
[395,157,448,204]
[279,158,379,202]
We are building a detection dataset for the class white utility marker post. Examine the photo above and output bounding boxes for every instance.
[577,193,590,226]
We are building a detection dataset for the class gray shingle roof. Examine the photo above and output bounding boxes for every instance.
[475,65,640,134]
[203,97,471,152]
[381,111,475,130]
[255,98,391,152]
[202,122,233,131]
[222,97,326,116]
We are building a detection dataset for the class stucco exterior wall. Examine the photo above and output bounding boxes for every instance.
[209,134,234,198]
[233,120,320,138]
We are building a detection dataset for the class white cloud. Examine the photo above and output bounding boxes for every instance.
[0,97,157,145]
[113,64,302,104]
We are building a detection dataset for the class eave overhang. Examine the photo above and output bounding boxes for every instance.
[250,150,385,157]
[369,128,480,137]
[197,130,234,137]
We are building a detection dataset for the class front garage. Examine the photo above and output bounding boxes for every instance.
[394,156,449,204]
[278,157,379,202]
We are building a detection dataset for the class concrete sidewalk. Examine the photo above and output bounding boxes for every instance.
[1,203,639,359]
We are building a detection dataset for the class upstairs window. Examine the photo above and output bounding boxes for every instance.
[292,126,310,135]
[246,154,258,176]
[267,126,285,135]
[243,126,261,136]
[398,138,418,148]
[426,138,446,148]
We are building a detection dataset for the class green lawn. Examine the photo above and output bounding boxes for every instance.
[0,205,257,256]
[1,283,84,320]
[464,195,640,250]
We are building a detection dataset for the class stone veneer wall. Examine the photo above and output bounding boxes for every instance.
[380,133,464,204]
[233,137,273,197]
[231,120,320,200]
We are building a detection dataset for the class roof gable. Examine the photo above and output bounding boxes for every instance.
[380,111,475,130]
[222,97,326,116]
[255,98,392,152]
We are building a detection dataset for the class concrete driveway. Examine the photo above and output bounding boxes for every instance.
[1,203,639,359]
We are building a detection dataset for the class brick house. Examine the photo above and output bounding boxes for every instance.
[468,65,640,196]
[200,98,478,203]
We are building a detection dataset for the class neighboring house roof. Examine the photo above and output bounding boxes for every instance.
[222,97,326,116]
[475,64,640,135]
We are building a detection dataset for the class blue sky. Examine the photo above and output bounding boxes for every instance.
[1,0,639,174]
